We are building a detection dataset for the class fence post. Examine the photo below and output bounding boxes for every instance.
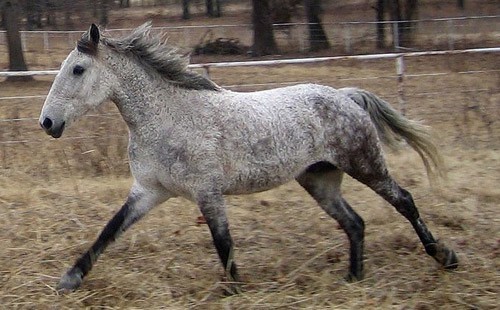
[21,32,27,51]
[392,21,400,51]
[299,25,306,52]
[396,55,406,115]
[447,19,455,50]
[203,65,211,79]
[344,23,352,54]
[43,32,49,51]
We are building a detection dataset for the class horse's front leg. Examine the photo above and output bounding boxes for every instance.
[197,191,241,294]
[57,185,169,292]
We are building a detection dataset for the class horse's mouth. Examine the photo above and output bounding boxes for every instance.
[44,121,66,138]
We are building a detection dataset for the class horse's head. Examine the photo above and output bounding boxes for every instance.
[39,24,116,138]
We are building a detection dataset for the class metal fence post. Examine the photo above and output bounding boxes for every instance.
[21,32,27,51]
[300,25,306,52]
[43,32,49,51]
[344,23,352,54]
[393,21,400,51]
[396,55,406,115]
[447,19,455,50]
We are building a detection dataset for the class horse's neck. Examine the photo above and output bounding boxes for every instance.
[109,57,178,131]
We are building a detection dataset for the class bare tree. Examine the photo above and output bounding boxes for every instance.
[1,0,33,81]
[182,0,190,19]
[377,0,419,49]
[182,0,221,19]
[206,0,214,17]
[376,0,386,48]
[26,0,43,30]
[251,0,279,56]
[119,0,130,8]
[304,0,330,51]
[98,0,111,26]
[402,0,418,44]
[270,0,301,24]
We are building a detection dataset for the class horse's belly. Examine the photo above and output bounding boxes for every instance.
[222,163,303,195]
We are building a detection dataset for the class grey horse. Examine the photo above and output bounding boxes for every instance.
[39,23,457,293]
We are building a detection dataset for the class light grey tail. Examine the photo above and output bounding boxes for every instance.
[339,87,445,180]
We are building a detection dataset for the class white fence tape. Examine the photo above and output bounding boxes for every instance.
[1,47,499,78]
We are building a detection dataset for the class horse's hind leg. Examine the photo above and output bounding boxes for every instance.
[375,180,458,268]
[346,159,458,270]
[296,162,365,281]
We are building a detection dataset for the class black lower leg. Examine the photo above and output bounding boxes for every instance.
[337,199,365,281]
[388,187,458,269]
[58,201,132,291]
[205,218,239,282]
[296,169,365,281]
[198,193,240,285]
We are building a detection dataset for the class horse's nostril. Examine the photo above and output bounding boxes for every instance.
[42,117,53,129]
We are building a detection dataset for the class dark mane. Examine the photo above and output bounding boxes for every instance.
[77,22,220,91]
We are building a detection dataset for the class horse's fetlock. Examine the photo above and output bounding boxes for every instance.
[424,242,438,256]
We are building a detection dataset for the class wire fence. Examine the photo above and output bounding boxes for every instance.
[1,15,499,70]
[0,34,498,174]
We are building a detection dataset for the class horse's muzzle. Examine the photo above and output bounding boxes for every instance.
[40,117,65,138]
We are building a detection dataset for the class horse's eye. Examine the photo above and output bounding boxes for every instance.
[73,65,85,76]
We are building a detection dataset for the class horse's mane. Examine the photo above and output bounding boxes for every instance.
[78,22,220,91]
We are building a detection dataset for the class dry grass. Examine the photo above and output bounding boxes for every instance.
[1,53,499,309]
[1,2,499,308]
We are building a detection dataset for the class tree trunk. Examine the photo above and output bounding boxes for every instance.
[205,0,221,17]
[376,0,385,48]
[213,0,221,17]
[182,0,190,19]
[206,0,214,17]
[251,0,278,56]
[45,0,56,27]
[388,0,402,49]
[402,0,418,45]
[3,0,33,81]
[120,0,130,8]
[99,0,110,26]
[26,0,37,30]
[64,1,73,29]
[304,0,330,52]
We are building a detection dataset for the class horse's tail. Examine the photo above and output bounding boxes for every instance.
[339,87,445,180]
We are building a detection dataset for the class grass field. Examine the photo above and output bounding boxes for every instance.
[1,52,498,309]
[0,1,499,309]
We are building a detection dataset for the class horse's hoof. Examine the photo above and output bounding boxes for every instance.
[432,241,458,270]
[222,283,242,296]
[443,249,458,270]
[56,269,83,293]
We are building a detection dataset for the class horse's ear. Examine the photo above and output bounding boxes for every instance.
[89,24,100,45]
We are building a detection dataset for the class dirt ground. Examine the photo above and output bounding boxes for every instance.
[0,1,499,309]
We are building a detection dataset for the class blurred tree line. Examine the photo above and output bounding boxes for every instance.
[1,0,469,77]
